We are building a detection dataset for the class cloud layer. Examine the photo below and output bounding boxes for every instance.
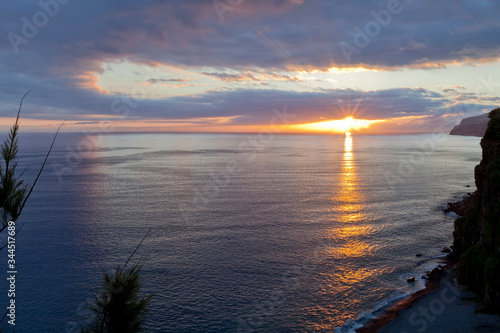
[1,0,499,130]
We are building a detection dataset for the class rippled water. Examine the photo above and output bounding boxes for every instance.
[3,132,481,332]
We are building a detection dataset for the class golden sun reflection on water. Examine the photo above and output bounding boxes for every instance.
[305,133,382,331]
[328,134,375,276]
[333,134,374,256]
[304,137,380,331]
[334,133,365,225]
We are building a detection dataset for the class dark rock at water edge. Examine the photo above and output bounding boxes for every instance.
[427,267,445,281]
[444,192,476,217]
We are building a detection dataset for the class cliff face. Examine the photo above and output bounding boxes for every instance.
[454,108,500,309]
[450,113,489,137]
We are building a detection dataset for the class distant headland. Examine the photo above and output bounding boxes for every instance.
[450,113,489,137]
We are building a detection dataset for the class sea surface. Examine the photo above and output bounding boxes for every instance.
[1,132,481,332]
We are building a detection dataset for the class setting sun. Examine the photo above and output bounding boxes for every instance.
[291,117,386,134]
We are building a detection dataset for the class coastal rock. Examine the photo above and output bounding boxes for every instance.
[425,267,445,282]
[407,277,415,283]
[444,192,476,216]
[453,108,500,311]
[449,113,489,137]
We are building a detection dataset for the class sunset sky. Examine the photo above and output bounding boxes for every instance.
[1,0,500,133]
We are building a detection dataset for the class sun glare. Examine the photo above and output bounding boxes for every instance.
[291,117,385,134]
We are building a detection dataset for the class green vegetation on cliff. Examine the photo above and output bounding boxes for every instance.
[454,108,500,310]
[484,108,500,141]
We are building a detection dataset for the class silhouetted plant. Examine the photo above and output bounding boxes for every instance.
[82,230,153,333]
[0,91,61,247]
[82,263,153,333]
[0,92,61,330]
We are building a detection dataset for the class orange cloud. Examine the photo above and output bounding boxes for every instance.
[73,71,110,94]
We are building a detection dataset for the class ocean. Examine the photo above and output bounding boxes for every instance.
[3,132,481,332]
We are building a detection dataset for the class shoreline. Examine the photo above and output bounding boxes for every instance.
[356,256,454,333]
[377,265,500,333]
[355,191,490,333]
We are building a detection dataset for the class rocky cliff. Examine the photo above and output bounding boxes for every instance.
[450,113,489,137]
[453,108,500,310]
